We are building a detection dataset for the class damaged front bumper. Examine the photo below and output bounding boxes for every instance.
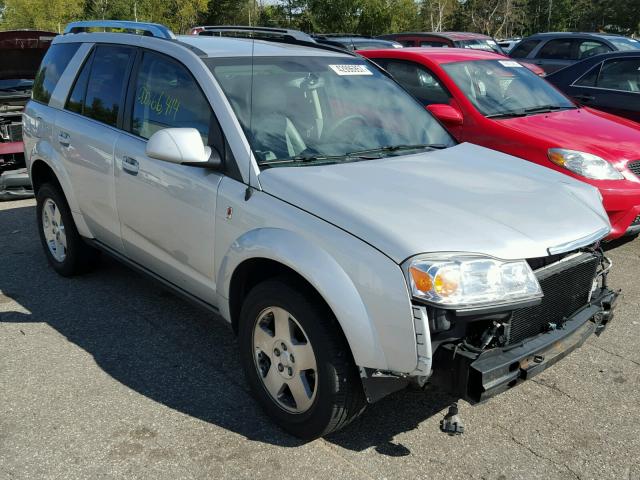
[429,287,618,403]
[0,168,33,200]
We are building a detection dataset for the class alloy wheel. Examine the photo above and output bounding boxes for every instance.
[41,198,67,262]
[252,306,318,414]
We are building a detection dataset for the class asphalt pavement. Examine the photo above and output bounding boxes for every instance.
[1,198,639,480]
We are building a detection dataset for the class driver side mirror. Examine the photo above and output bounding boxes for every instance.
[426,104,464,127]
[146,128,222,168]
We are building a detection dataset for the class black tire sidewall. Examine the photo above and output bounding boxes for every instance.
[36,184,83,276]
[239,280,355,439]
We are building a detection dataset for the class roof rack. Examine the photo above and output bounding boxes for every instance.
[191,26,313,42]
[190,25,357,57]
[64,20,175,39]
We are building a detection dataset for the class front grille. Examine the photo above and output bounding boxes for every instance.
[628,160,640,179]
[0,123,22,142]
[508,253,599,344]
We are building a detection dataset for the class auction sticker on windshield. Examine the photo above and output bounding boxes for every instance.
[499,60,523,68]
[329,64,373,76]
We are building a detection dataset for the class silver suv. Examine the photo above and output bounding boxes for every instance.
[24,21,618,439]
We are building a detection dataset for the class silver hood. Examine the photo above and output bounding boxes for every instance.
[258,143,611,263]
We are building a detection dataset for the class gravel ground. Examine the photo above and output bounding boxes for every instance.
[1,198,639,480]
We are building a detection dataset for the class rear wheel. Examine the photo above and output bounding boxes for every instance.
[36,183,99,276]
[239,278,366,439]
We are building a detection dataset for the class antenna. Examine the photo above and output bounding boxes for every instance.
[245,31,256,201]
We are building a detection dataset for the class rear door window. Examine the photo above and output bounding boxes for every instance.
[510,39,540,58]
[596,58,640,92]
[129,51,214,145]
[65,45,135,127]
[537,39,576,60]
[32,43,80,104]
[84,46,136,127]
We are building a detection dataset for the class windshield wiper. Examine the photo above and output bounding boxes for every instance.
[257,144,448,167]
[486,105,574,118]
[257,153,352,167]
[346,143,449,158]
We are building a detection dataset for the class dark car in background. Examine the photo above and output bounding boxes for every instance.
[312,34,402,51]
[377,32,505,54]
[546,51,640,123]
[509,32,640,74]
[0,30,55,200]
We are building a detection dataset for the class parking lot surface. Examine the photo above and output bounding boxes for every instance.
[1,198,639,480]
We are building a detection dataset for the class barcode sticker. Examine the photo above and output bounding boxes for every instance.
[499,60,523,68]
[329,64,373,76]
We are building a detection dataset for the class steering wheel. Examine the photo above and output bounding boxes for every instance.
[324,114,368,140]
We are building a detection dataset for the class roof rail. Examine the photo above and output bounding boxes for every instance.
[64,20,175,39]
[313,34,372,39]
[191,25,313,42]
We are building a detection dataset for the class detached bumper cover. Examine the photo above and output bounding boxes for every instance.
[430,287,618,403]
[0,168,33,200]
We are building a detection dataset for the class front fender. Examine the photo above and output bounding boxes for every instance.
[217,227,407,372]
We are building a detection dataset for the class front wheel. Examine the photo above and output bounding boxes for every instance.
[239,279,366,439]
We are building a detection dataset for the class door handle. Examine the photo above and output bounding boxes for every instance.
[58,131,70,147]
[574,94,595,104]
[122,156,139,175]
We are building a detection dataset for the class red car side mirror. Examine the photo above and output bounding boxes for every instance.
[427,104,464,127]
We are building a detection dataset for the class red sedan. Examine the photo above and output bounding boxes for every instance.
[360,48,640,239]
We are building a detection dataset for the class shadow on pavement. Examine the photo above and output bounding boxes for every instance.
[0,202,451,453]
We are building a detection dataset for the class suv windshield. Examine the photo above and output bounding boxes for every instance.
[608,37,640,51]
[206,56,454,167]
[442,59,574,117]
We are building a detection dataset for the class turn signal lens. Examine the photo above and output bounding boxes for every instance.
[410,266,433,292]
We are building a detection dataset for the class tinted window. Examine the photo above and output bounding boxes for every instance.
[597,58,640,92]
[82,45,135,127]
[510,39,540,58]
[537,39,575,60]
[399,40,416,47]
[65,52,93,114]
[574,63,601,87]
[382,60,450,105]
[578,40,611,59]
[420,41,447,47]
[131,51,213,143]
[32,43,80,104]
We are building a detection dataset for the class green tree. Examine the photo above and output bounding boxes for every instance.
[2,0,84,32]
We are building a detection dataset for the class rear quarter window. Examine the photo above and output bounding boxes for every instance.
[32,43,81,104]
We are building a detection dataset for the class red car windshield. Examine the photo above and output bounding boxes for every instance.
[442,59,575,117]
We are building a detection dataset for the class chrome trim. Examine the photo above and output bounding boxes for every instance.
[547,226,610,255]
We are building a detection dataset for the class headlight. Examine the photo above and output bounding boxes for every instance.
[548,148,623,180]
[405,254,542,309]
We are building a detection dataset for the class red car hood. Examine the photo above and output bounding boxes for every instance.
[497,108,640,164]
[0,30,55,79]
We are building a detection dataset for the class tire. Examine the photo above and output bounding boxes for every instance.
[239,278,367,439]
[36,183,99,276]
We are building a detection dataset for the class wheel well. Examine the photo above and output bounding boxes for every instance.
[30,160,61,195]
[228,258,332,335]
